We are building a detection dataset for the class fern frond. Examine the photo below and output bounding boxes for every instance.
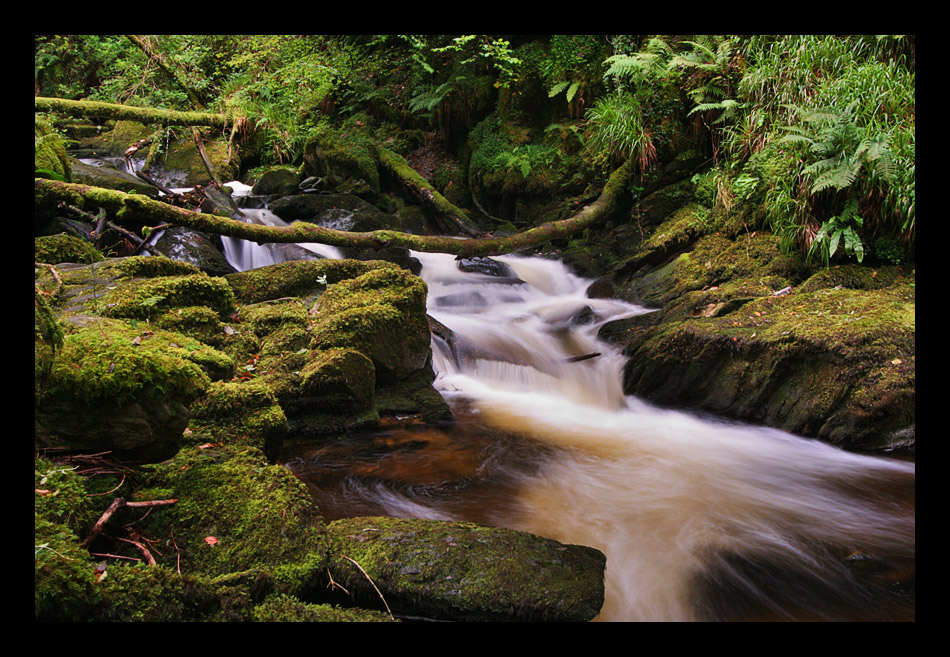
[548,81,570,98]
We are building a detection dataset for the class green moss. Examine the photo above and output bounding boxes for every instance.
[188,380,287,452]
[326,516,606,622]
[100,273,236,321]
[35,234,104,265]
[34,458,97,533]
[118,255,202,278]
[252,593,396,622]
[133,445,328,585]
[34,515,99,621]
[225,258,399,304]
[239,299,311,336]
[47,319,228,405]
[35,117,72,182]
[299,348,375,408]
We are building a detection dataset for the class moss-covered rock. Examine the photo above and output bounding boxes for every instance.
[310,266,431,384]
[188,380,288,455]
[35,318,231,460]
[132,445,328,594]
[35,116,72,182]
[301,125,380,195]
[252,593,396,622]
[620,268,915,451]
[35,234,104,265]
[225,258,399,304]
[251,166,300,196]
[326,516,606,622]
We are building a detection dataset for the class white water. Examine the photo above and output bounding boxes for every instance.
[224,234,914,621]
[221,207,342,272]
[410,252,914,621]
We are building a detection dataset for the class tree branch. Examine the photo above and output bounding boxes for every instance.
[35,157,634,258]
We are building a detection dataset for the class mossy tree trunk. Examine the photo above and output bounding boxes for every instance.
[34,97,228,129]
[35,157,635,258]
[378,149,483,238]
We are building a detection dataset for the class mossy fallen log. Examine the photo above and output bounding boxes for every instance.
[35,156,634,258]
[35,97,228,129]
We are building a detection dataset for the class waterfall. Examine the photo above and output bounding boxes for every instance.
[401,251,915,621]
[223,232,914,621]
[220,207,343,272]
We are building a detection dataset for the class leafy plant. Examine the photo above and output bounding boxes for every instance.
[808,198,865,265]
[584,90,656,171]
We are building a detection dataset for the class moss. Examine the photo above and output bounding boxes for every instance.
[299,348,376,408]
[47,318,229,405]
[34,458,97,533]
[239,299,311,336]
[35,234,104,265]
[188,380,288,453]
[117,254,202,278]
[302,124,380,193]
[100,272,236,321]
[225,258,399,304]
[623,272,915,449]
[326,516,606,622]
[133,445,328,584]
[309,267,432,384]
[252,593,396,622]
[35,117,72,182]
[34,515,99,621]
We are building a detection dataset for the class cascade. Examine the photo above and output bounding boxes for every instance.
[223,225,915,622]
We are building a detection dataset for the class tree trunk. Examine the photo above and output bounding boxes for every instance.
[35,158,634,258]
[34,97,228,129]
[378,148,483,238]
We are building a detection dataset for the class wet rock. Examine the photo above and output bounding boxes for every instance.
[326,516,606,622]
[152,227,237,276]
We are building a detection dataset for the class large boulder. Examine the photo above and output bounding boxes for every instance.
[326,516,606,622]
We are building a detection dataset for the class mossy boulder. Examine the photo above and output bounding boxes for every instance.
[35,234,104,265]
[225,258,399,304]
[35,117,72,182]
[188,380,288,456]
[301,126,380,195]
[326,516,606,622]
[145,134,238,187]
[131,445,329,595]
[251,166,300,196]
[35,318,230,461]
[619,267,915,451]
[310,266,432,384]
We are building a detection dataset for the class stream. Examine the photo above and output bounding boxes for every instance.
[216,194,914,622]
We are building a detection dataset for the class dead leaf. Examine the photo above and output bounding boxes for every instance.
[197,442,216,450]
[891,358,902,365]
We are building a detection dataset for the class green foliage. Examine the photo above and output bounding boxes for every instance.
[584,90,655,169]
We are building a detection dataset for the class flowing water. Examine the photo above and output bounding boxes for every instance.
[219,223,914,621]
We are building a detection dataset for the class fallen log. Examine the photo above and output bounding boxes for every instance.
[35,156,634,258]
[34,97,228,129]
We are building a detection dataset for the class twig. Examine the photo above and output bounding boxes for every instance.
[90,552,141,562]
[35,262,63,297]
[341,555,394,620]
[86,473,126,497]
[114,536,156,565]
[80,497,178,549]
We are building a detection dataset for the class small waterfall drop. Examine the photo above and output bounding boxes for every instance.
[220,207,342,272]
